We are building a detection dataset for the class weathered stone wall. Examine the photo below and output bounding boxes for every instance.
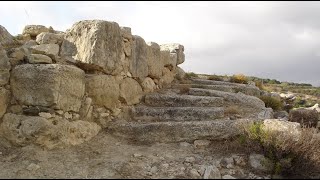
[0,20,186,149]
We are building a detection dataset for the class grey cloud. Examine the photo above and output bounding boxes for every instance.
[1,1,320,86]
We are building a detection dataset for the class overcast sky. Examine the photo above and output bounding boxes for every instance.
[1,1,320,86]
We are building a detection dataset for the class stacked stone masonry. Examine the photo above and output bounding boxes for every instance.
[0,20,185,149]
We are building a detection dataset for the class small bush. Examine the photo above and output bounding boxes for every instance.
[288,109,319,128]
[242,121,320,177]
[255,80,264,90]
[224,105,241,116]
[185,72,198,79]
[179,85,191,94]
[208,74,223,81]
[229,74,248,84]
[259,95,283,111]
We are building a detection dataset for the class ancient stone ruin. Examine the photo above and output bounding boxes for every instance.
[0,20,186,149]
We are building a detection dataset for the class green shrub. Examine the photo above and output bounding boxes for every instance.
[254,80,264,90]
[259,95,283,111]
[242,122,320,177]
[208,74,223,81]
[185,72,198,79]
[229,74,248,84]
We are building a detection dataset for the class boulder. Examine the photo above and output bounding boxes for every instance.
[11,64,85,112]
[27,54,52,64]
[0,113,101,149]
[86,75,120,111]
[159,67,175,88]
[257,108,274,120]
[146,42,162,79]
[262,119,301,141]
[160,43,185,65]
[61,20,124,75]
[7,47,29,66]
[274,110,289,119]
[289,108,319,128]
[0,25,19,48]
[140,77,156,93]
[120,27,133,41]
[120,78,143,105]
[30,44,60,60]
[22,25,51,37]
[249,153,274,172]
[120,27,132,57]
[36,32,64,45]
[203,165,221,179]
[175,66,186,80]
[0,46,11,85]
[306,103,320,113]
[22,40,38,48]
[0,88,10,118]
[160,49,176,71]
[129,35,148,81]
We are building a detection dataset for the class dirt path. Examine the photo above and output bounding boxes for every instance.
[0,130,275,179]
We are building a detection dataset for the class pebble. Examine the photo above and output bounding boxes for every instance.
[185,156,196,163]
[27,163,40,171]
[39,112,52,119]
[133,153,142,158]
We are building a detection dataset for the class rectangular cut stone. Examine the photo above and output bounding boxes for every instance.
[86,74,120,111]
[61,20,124,75]
[11,64,85,112]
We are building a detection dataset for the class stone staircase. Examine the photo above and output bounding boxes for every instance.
[109,78,270,144]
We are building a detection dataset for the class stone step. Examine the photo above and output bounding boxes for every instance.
[188,88,265,109]
[132,106,224,122]
[144,93,224,107]
[174,83,261,96]
[108,119,254,143]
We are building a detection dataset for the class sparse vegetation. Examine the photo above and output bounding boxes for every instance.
[254,80,264,90]
[185,72,198,79]
[224,105,241,116]
[208,74,223,81]
[259,95,283,111]
[178,84,191,94]
[229,74,248,84]
[242,122,320,177]
[288,109,319,128]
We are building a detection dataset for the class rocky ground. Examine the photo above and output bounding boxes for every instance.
[0,130,279,179]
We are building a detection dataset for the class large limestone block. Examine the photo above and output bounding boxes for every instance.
[86,75,120,111]
[30,44,60,60]
[36,32,64,44]
[120,78,143,105]
[120,27,132,57]
[22,25,51,37]
[0,46,11,85]
[262,119,301,141]
[146,42,163,79]
[160,49,176,71]
[0,88,10,118]
[11,64,85,112]
[141,77,156,93]
[175,66,186,80]
[160,43,185,65]
[0,113,101,148]
[61,20,124,75]
[129,35,148,80]
[0,25,18,48]
[159,67,175,88]
[27,54,52,64]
